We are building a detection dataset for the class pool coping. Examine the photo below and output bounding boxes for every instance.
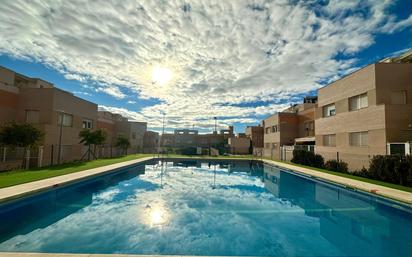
[261,159,412,205]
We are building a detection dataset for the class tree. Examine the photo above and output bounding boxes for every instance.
[0,122,44,168]
[92,129,107,158]
[0,122,44,147]
[79,129,107,160]
[115,135,130,155]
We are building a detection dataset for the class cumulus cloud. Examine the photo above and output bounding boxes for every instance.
[96,85,126,99]
[0,0,410,131]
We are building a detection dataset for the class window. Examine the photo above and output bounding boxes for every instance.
[58,113,73,127]
[349,131,368,146]
[132,132,136,140]
[82,119,93,129]
[323,104,336,117]
[272,125,278,133]
[323,134,336,147]
[265,127,271,134]
[391,90,407,104]
[349,93,368,111]
[25,110,40,123]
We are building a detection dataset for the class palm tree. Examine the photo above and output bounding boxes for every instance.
[115,135,130,155]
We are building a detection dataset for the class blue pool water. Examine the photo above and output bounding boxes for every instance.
[0,159,411,256]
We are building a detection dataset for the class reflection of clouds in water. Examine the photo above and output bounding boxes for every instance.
[0,164,342,256]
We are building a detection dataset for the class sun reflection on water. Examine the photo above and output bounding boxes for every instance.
[143,203,169,227]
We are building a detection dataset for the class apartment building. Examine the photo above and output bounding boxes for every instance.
[315,62,412,170]
[228,133,251,154]
[263,97,317,159]
[97,111,147,153]
[245,125,264,153]
[143,131,159,153]
[160,126,234,149]
[0,66,98,165]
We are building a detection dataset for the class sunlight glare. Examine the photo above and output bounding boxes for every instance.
[151,66,173,85]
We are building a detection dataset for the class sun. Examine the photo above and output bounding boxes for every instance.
[151,66,173,85]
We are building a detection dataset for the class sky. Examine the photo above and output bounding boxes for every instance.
[0,0,411,134]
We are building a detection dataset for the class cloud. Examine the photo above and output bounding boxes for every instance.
[96,86,126,99]
[0,0,410,131]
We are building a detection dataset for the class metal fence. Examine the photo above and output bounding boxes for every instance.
[0,146,40,170]
[0,144,146,172]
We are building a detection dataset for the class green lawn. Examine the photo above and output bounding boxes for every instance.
[0,154,153,188]
[273,160,412,193]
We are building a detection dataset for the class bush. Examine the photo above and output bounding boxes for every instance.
[291,150,324,169]
[176,147,197,155]
[325,160,348,173]
[367,155,412,186]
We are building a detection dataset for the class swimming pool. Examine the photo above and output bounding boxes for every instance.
[0,159,411,256]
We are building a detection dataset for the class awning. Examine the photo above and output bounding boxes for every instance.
[295,137,315,143]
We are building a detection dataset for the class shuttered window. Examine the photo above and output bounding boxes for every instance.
[349,131,368,146]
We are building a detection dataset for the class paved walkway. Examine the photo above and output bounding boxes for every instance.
[0,157,153,204]
[263,159,412,205]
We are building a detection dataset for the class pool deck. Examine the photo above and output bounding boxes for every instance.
[0,156,411,206]
[262,159,412,205]
[0,156,153,204]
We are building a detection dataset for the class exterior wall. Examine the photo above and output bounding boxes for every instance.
[263,114,281,159]
[315,63,412,170]
[99,111,147,153]
[143,131,159,153]
[228,137,251,154]
[0,86,19,123]
[297,107,315,138]
[97,119,116,146]
[129,122,147,152]
[15,87,97,164]
[375,63,412,143]
[160,127,233,150]
[278,114,299,145]
[245,126,264,148]
[174,130,198,146]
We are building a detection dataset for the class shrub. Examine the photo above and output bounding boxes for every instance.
[325,160,348,173]
[368,155,412,186]
[291,150,324,169]
[176,147,197,155]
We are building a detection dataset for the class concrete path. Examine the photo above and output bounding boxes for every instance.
[0,157,154,204]
[263,159,412,205]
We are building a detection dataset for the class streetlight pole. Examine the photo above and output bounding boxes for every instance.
[161,113,165,156]
[57,111,64,165]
